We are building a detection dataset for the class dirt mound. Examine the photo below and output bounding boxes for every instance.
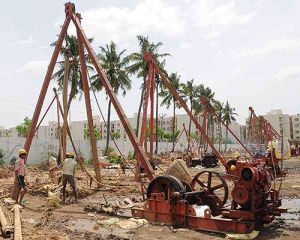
[0,166,13,179]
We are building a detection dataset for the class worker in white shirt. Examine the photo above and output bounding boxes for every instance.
[62,152,77,203]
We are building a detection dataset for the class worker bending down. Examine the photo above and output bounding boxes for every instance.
[13,149,28,204]
[62,152,78,203]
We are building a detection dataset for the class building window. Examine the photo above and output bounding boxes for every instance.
[295,124,300,128]
[296,130,300,134]
[295,118,299,122]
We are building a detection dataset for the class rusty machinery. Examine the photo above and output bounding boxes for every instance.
[248,107,281,146]
[23,3,286,235]
[131,52,286,234]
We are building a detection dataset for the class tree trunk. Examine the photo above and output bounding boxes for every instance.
[172,98,176,152]
[104,99,112,155]
[135,75,147,138]
[225,126,228,152]
[188,99,192,151]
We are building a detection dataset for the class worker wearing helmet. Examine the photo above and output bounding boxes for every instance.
[12,149,28,204]
[62,152,78,203]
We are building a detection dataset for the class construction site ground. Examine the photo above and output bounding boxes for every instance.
[0,157,299,240]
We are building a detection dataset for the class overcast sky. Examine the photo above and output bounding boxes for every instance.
[0,0,299,128]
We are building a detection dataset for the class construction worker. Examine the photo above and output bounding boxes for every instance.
[13,149,27,204]
[62,152,78,203]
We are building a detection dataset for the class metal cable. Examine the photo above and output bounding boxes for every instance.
[87,71,149,187]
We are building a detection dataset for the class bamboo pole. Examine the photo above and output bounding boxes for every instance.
[13,205,22,240]
[0,206,11,237]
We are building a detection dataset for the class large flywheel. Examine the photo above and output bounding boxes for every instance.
[191,171,228,208]
[146,175,186,200]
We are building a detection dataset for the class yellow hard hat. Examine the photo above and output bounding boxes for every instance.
[66,152,76,157]
[19,149,27,155]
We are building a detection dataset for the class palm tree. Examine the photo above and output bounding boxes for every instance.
[160,73,181,152]
[91,41,131,155]
[179,79,198,150]
[51,35,94,112]
[222,101,238,151]
[127,35,169,138]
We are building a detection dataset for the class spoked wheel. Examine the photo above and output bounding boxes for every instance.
[191,171,228,208]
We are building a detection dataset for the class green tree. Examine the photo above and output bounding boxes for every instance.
[127,35,169,138]
[222,101,238,151]
[91,41,131,155]
[0,148,4,166]
[16,117,32,138]
[111,131,121,140]
[51,35,94,112]
[194,85,216,150]
[83,126,101,141]
[179,79,198,148]
[160,72,181,152]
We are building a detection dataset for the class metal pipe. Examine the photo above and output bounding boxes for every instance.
[62,48,70,158]
[145,52,227,168]
[34,96,56,134]
[0,207,11,237]
[149,64,155,160]
[13,205,22,240]
[201,97,254,157]
[76,13,101,184]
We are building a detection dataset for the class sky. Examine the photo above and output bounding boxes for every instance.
[0,0,299,128]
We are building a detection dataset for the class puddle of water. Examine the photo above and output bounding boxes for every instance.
[280,199,300,224]
[68,219,97,232]
[282,198,300,212]
[67,218,133,239]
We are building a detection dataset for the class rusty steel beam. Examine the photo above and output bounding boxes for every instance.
[76,13,101,183]
[72,14,155,180]
[200,97,254,158]
[53,88,77,156]
[34,96,56,134]
[23,3,73,157]
[56,92,64,163]
[62,50,70,158]
[144,52,227,168]
[149,64,155,160]
[139,65,153,145]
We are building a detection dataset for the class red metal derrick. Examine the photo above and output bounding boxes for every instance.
[22,3,286,235]
[248,107,281,145]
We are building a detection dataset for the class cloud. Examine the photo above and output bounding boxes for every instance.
[192,1,255,39]
[179,42,192,49]
[16,60,48,73]
[58,0,185,43]
[17,35,36,44]
[274,65,300,81]
[238,38,300,57]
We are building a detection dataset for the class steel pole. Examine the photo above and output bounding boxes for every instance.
[76,13,101,183]
[144,52,227,168]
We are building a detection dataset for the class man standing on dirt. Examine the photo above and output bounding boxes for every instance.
[62,152,78,203]
[13,149,27,204]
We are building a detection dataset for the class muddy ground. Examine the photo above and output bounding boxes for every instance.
[0,157,299,240]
